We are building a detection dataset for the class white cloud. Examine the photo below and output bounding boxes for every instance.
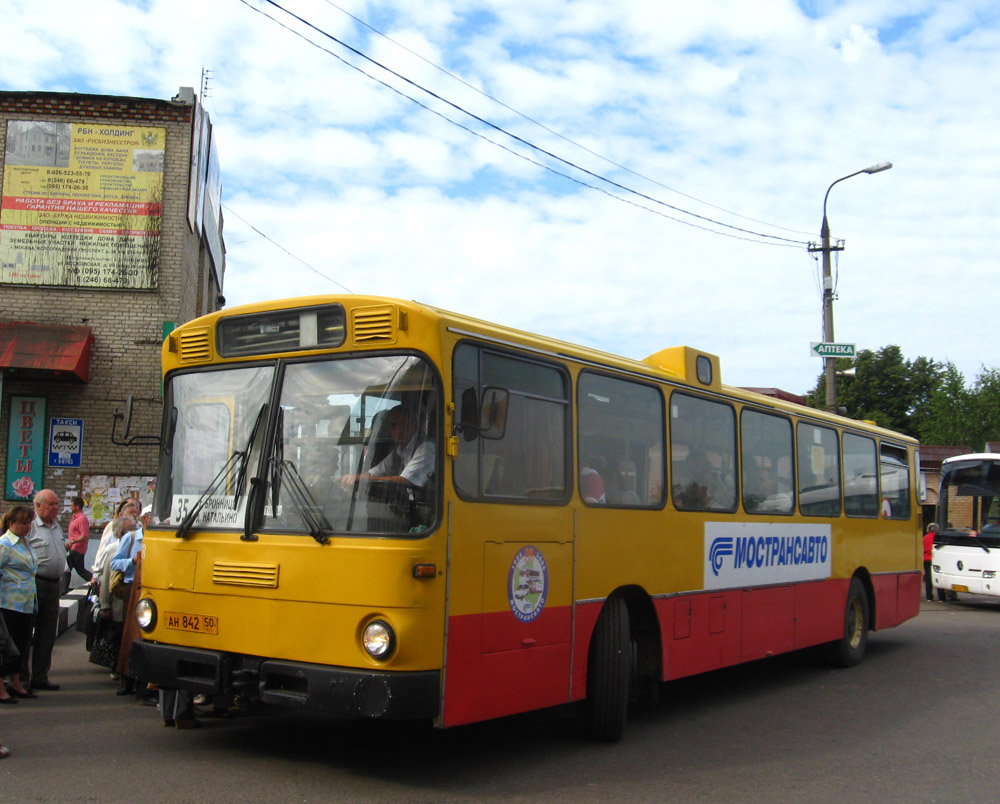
[838,24,884,62]
[2,0,999,396]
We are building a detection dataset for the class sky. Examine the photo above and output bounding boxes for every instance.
[3,0,998,395]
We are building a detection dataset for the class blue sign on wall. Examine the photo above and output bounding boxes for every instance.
[49,417,83,468]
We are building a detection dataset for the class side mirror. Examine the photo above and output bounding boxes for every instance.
[122,393,135,439]
[457,387,508,441]
[111,394,161,446]
[479,387,508,440]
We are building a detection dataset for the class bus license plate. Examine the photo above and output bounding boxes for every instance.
[953,584,970,593]
[165,611,218,635]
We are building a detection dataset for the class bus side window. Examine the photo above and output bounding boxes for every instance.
[740,409,793,514]
[843,433,878,517]
[880,443,911,519]
[453,343,569,501]
[797,423,841,517]
[670,393,736,512]
[577,372,665,508]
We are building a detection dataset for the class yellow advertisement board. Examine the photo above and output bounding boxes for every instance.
[1,121,165,288]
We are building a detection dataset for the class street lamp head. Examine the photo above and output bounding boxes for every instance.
[863,161,893,174]
[822,160,894,223]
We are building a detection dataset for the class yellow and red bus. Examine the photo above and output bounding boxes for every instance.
[129,295,921,740]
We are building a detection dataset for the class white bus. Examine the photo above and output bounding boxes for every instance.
[932,453,1000,598]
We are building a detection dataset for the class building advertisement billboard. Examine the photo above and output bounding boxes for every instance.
[1,120,165,289]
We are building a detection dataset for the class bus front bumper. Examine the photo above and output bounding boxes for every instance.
[934,575,997,595]
[129,640,440,720]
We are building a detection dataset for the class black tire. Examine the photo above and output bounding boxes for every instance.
[585,597,631,742]
[823,577,869,668]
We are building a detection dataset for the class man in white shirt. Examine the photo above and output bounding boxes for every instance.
[23,489,67,691]
[341,406,435,489]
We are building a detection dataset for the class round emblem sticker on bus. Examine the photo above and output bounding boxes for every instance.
[508,546,548,622]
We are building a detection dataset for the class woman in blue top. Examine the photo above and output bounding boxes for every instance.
[109,517,144,695]
[0,505,39,703]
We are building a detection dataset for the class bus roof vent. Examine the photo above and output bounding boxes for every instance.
[213,561,279,588]
[643,346,721,391]
[177,327,212,364]
[352,304,398,344]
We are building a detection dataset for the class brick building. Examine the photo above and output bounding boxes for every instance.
[919,445,971,528]
[0,87,224,529]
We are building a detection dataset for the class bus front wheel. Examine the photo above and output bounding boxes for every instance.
[585,597,631,742]
[823,577,869,668]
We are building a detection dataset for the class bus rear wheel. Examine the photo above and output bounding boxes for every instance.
[823,577,869,668]
[585,597,631,742]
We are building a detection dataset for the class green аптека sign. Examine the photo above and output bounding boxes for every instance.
[811,342,856,359]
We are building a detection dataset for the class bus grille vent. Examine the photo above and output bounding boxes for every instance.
[352,305,397,344]
[212,561,279,588]
[178,328,212,364]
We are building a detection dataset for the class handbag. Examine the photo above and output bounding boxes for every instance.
[0,612,19,674]
[86,595,101,652]
[88,618,122,669]
[109,568,128,599]
[76,590,96,635]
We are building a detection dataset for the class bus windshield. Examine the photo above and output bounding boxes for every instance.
[152,354,440,537]
[937,458,1000,545]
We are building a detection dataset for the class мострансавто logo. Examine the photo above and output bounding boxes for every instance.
[703,522,832,589]
[709,533,829,576]
[709,536,734,575]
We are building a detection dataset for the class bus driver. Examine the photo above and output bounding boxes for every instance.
[341,406,435,489]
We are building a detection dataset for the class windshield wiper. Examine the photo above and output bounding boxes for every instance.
[233,404,268,514]
[941,528,993,554]
[271,458,332,544]
[265,406,331,544]
[176,451,243,539]
[177,403,268,540]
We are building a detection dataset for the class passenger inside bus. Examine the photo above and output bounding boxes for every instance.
[580,456,607,504]
[606,459,642,505]
[672,447,716,509]
[743,461,792,513]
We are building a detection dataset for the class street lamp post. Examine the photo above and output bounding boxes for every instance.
[813,161,893,413]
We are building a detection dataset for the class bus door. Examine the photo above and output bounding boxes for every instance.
[443,343,575,727]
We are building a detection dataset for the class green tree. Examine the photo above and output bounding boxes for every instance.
[807,349,1000,450]
[806,345,942,438]
[919,363,971,446]
[966,368,1000,450]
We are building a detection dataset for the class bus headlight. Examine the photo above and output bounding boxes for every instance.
[136,598,157,632]
[362,620,396,660]
[984,571,996,579]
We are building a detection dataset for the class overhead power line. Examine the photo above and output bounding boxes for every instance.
[222,203,354,293]
[239,0,811,249]
[317,0,815,239]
